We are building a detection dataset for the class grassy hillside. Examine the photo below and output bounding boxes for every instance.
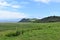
[0,22,60,40]
[40,16,60,22]
[19,16,60,23]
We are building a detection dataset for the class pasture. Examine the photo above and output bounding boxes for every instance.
[0,22,60,40]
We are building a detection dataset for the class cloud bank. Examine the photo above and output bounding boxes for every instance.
[0,10,27,19]
[0,0,28,19]
[32,0,60,3]
[0,0,21,8]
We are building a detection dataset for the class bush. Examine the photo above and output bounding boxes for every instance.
[5,31,21,37]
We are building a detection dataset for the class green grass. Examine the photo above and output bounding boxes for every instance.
[0,22,60,40]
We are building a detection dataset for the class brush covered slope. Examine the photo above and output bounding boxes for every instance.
[40,16,60,22]
[19,16,60,23]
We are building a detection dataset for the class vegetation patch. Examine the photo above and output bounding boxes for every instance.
[5,31,21,37]
[0,23,60,40]
[19,16,60,23]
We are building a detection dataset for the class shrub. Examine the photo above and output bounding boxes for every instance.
[5,31,21,37]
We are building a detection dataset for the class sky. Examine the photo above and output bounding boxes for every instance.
[0,0,60,22]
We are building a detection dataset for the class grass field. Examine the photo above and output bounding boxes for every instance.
[0,22,60,40]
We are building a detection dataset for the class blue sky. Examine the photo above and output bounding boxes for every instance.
[0,0,60,22]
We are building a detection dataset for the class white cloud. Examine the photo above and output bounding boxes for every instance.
[33,0,50,3]
[49,0,60,3]
[0,0,21,8]
[32,0,60,3]
[0,1,10,7]
[0,10,27,19]
[11,5,21,8]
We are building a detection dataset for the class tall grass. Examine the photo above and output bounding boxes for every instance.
[0,22,60,40]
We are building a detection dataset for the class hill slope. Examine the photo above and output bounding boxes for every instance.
[19,16,60,23]
[40,16,60,22]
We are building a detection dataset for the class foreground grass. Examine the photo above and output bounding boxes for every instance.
[0,22,60,40]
